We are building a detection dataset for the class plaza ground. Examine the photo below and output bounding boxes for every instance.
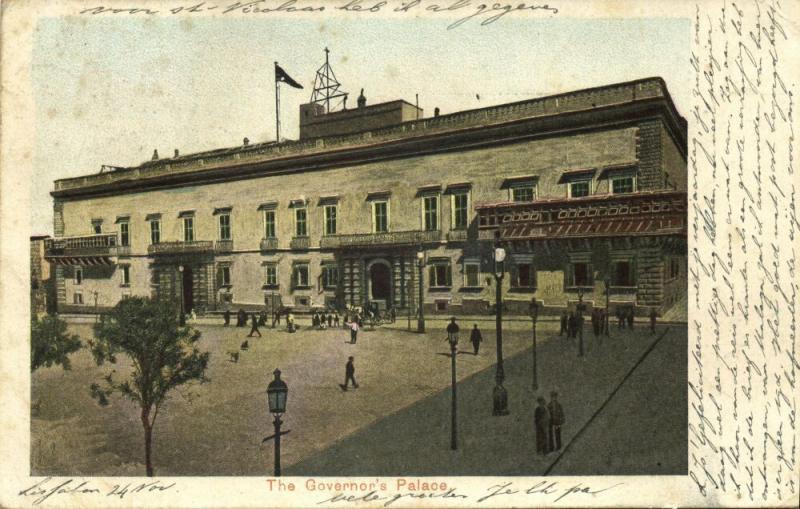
[31,315,686,476]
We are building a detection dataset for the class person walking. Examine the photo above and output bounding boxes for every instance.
[617,308,625,329]
[348,319,359,344]
[340,356,358,391]
[591,308,599,337]
[248,313,262,337]
[273,310,281,327]
[627,307,635,329]
[548,391,565,451]
[534,397,551,455]
[390,306,396,323]
[470,324,483,355]
[327,313,333,328]
[559,311,568,336]
[334,312,340,328]
[223,309,231,326]
[649,307,658,334]
[287,312,295,333]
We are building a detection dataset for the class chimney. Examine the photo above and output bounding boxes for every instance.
[243,137,250,147]
[357,88,366,109]
[152,149,159,160]
[174,149,179,158]
[434,107,440,117]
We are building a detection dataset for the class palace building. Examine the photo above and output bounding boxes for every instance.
[46,74,687,317]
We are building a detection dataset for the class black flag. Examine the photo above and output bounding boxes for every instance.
[275,63,303,89]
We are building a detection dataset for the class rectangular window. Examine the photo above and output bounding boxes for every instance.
[612,177,635,194]
[294,264,309,288]
[512,185,535,202]
[295,208,307,237]
[183,217,194,242]
[264,210,276,239]
[423,195,439,231]
[219,214,231,240]
[119,222,130,246]
[92,221,102,234]
[463,262,480,288]
[668,257,680,280]
[73,292,84,305]
[322,265,338,289]
[74,267,83,285]
[373,201,388,233]
[570,262,593,287]
[611,260,635,287]
[428,262,452,287]
[220,266,231,287]
[513,263,537,289]
[150,220,161,245]
[324,205,337,236]
[569,181,591,198]
[452,192,469,230]
[121,265,130,286]
[264,264,278,287]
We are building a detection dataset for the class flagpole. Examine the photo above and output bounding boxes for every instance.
[274,61,281,142]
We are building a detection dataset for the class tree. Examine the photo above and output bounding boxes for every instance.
[89,296,209,476]
[31,314,82,371]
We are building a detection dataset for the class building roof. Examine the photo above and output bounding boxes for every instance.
[52,77,687,200]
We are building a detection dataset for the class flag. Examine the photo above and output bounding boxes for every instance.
[275,63,303,89]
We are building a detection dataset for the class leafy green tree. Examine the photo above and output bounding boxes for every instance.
[89,296,209,476]
[31,314,81,371]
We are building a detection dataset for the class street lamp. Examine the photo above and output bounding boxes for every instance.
[577,290,586,357]
[93,291,99,323]
[263,369,290,476]
[406,279,413,331]
[530,297,540,390]
[492,234,509,416]
[178,265,186,326]
[447,324,459,450]
[603,275,611,337]
[417,246,425,333]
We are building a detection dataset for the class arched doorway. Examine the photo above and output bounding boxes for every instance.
[368,261,391,309]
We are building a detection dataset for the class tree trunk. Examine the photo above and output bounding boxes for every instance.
[142,408,154,477]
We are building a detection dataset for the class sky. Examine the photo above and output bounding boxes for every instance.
[31,15,689,234]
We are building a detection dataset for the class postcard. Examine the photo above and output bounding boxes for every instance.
[0,0,797,507]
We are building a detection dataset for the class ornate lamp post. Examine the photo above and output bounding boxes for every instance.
[178,265,186,326]
[93,291,99,323]
[406,279,413,331]
[492,235,509,416]
[577,290,586,357]
[416,246,425,333]
[529,297,540,390]
[447,326,459,450]
[604,276,611,337]
[263,369,290,476]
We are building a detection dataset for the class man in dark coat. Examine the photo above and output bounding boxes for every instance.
[649,307,658,334]
[237,308,247,327]
[534,397,551,455]
[559,311,568,336]
[223,309,231,326]
[247,313,262,337]
[548,391,565,451]
[627,307,635,329]
[334,312,340,328]
[340,356,358,391]
[390,307,396,323]
[591,308,599,337]
[470,324,483,355]
[328,313,333,328]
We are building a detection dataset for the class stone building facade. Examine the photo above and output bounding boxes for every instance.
[30,235,56,316]
[46,77,687,317]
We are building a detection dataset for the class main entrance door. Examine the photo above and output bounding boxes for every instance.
[182,266,194,313]
[369,262,391,308]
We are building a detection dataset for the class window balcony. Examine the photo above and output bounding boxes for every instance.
[45,233,123,265]
[446,229,469,242]
[260,237,279,251]
[290,236,310,250]
[215,240,234,253]
[147,240,214,256]
[319,229,441,249]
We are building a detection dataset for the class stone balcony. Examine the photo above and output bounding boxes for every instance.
[320,229,441,249]
[260,238,279,251]
[147,240,214,256]
[290,236,310,250]
[446,229,469,242]
[44,233,127,265]
[215,240,234,253]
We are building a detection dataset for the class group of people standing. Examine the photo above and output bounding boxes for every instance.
[311,311,340,329]
[559,311,584,338]
[534,391,566,455]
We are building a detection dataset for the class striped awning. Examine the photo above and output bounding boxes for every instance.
[46,256,115,266]
[500,216,685,240]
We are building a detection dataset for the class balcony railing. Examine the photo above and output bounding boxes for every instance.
[147,241,214,256]
[260,238,279,251]
[289,236,310,250]
[215,240,234,253]
[446,229,469,242]
[45,233,118,257]
[320,230,441,249]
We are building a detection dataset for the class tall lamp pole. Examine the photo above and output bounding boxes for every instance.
[530,297,540,390]
[492,234,509,416]
[577,290,585,357]
[447,327,459,450]
[178,265,186,326]
[263,369,290,476]
[407,279,413,331]
[417,246,425,333]
[604,276,611,336]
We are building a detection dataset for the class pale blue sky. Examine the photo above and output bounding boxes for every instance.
[32,15,689,234]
